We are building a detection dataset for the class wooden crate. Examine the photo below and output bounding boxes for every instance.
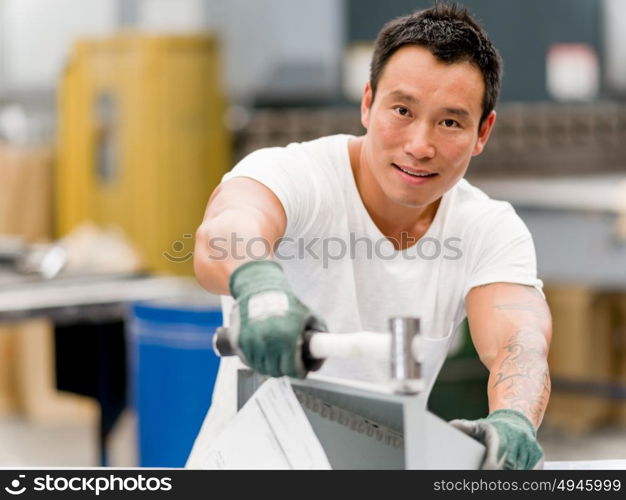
[543,286,616,434]
[10,319,98,425]
[608,295,626,425]
[0,144,53,243]
[0,326,19,414]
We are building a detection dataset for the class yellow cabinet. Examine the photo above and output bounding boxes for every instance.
[57,35,230,275]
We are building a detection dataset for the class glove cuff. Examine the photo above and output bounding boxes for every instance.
[229,260,290,299]
[487,409,537,438]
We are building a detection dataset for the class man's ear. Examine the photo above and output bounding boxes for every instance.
[472,110,496,157]
[361,81,373,130]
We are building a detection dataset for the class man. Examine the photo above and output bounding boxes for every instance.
[193,3,551,470]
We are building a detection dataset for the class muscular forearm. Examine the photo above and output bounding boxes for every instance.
[194,179,287,295]
[487,325,551,427]
[194,209,280,295]
[464,284,552,469]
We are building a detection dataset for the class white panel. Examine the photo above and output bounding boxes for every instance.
[343,43,373,103]
[604,0,626,92]
[3,0,116,91]
[137,0,210,32]
[0,1,7,93]
[0,0,345,100]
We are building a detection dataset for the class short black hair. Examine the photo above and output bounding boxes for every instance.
[370,3,503,125]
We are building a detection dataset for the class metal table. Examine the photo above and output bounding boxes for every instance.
[0,270,203,465]
[0,271,199,322]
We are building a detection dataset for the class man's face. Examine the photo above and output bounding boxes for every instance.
[360,45,496,210]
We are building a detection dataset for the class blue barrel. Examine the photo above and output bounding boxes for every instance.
[130,298,222,467]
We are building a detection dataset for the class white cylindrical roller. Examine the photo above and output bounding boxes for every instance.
[308,332,391,362]
[308,331,423,364]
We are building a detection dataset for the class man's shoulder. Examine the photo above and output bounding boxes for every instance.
[235,134,349,170]
[451,178,515,215]
[445,178,522,233]
[286,134,352,164]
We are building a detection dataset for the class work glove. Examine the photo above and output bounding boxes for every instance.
[228,260,327,378]
[450,409,544,470]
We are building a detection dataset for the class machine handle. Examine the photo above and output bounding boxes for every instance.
[214,326,405,362]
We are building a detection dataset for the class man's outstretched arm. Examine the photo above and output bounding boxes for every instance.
[467,282,552,425]
[194,177,287,295]
[194,177,326,378]
[453,282,552,469]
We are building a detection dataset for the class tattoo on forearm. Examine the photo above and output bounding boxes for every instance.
[492,327,551,424]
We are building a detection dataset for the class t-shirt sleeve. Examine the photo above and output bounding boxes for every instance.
[220,146,322,236]
[463,203,543,298]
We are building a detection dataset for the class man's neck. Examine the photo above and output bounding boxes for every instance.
[349,137,441,248]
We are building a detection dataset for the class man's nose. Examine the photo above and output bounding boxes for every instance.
[403,123,436,160]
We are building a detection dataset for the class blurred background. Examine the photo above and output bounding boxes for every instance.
[1,0,626,468]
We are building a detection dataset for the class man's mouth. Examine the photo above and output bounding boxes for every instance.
[392,163,438,178]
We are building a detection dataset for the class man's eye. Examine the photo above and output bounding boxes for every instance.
[442,119,459,128]
[394,106,410,116]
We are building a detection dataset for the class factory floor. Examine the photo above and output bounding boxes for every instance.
[0,412,625,468]
[0,410,137,468]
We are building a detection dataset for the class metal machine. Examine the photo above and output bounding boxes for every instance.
[214,317,486,469]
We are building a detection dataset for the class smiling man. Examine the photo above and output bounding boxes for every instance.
[193,3,551,470]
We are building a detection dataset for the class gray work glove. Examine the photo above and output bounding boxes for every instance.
[229,260,327,378]
[450,409,544,470]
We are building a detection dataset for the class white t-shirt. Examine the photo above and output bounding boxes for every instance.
[187,134,542,462]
